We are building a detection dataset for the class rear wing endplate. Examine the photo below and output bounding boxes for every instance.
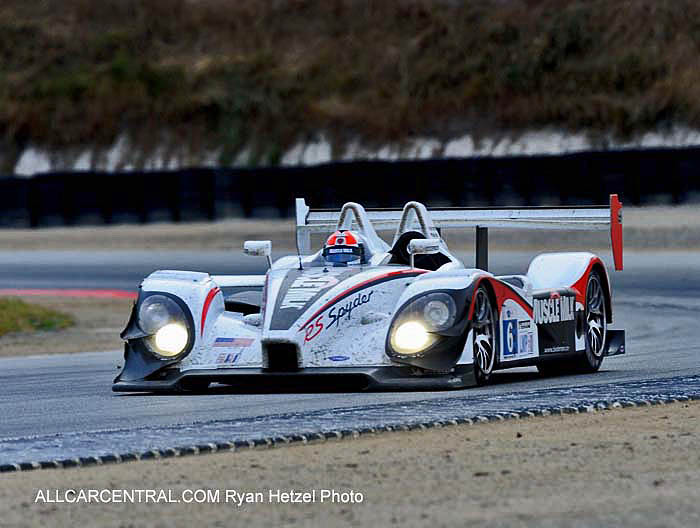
[296,195,623,271]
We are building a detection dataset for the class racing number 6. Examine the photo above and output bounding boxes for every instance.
[507,322,514,353]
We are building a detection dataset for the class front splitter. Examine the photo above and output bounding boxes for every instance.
[112,365,476,393]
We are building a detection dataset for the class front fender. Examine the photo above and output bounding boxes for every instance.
[386,269,490,371]
[114,270,225,383]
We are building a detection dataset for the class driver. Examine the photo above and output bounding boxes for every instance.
[322,230,368,266]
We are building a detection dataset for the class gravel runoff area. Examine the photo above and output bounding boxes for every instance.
[0,296,132,357]
[1,401,698,527]
[0,205,698,251]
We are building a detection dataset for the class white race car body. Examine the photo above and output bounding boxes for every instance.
[114,197,625,392]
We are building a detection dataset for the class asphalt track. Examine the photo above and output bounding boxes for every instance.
[1,250,699,464]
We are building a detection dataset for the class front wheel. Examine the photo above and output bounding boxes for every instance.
[471,286,497,385]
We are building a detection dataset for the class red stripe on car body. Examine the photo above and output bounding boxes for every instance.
[200,286,221,336]
[468,277,534,320]
[570,257,604,306]
[298,269,426,331]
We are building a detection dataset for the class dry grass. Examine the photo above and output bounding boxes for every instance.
[2,0,700,169]
[0,296,132,356]
[0,297,73,337]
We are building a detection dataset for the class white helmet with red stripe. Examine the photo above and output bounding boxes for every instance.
[322,230,367,266]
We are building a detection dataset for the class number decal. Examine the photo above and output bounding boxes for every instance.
[502,319,518,357]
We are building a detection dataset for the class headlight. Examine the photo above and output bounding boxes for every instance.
[399,293,457,332]
[388,292,459,356]
[136,294,192,359]
[391,321,433,354]
[423,295,457,331]
[153,323,189,357]
[138,295,184,334]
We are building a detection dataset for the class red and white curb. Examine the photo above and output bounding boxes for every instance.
[0,289,137,299]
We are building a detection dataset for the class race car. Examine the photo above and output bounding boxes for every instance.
[113,195,625,392]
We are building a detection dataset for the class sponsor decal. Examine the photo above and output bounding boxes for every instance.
[304,315,324,342]
[518,320,531,330]
[214,337,254,347]
[328,355,350,362]
[216,352,241,365]
[544,345,569,354]
[302,290,375,342]
[297,269,424,332]
[502,319,519,356]
[533,295,575,325]
[534,292,576,355]
[327,291,374,329]
[520,333,533,355]
[280,274,339,310]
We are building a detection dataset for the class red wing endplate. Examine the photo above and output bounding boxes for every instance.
[610,194,623,271]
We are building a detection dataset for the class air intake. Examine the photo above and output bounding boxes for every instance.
[264,343,300,372]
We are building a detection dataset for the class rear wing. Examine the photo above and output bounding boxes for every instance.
[295,194,623,271]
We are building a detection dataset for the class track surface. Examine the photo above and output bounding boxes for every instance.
[1,250,699,464]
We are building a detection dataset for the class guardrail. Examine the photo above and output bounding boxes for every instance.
[0,146,698,227]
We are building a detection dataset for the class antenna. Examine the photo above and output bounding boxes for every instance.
[295,232,304,271]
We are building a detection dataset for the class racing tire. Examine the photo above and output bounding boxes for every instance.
[576,269,607,372]
[537,270,607,376]
[471,285,497,385]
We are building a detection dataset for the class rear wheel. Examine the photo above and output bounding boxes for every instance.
[537,270,607,376]
[472,286,497,385]
[579,270,607,372]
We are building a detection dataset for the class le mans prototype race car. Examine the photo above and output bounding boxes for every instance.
[113,196,625,392]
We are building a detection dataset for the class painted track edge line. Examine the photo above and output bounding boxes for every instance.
[1,394,697,474]
[0,288,137,299]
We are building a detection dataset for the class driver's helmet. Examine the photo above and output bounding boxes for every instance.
[322,230,366,266]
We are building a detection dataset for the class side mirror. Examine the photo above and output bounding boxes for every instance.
[243,240,272,268]
[407,238,441,268]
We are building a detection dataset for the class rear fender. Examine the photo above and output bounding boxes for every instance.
[527,253,613,323]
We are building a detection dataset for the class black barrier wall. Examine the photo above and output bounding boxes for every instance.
[0,147,698,227]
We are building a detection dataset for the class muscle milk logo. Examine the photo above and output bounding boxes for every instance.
[534,295,575,324]
[280,275,338,309]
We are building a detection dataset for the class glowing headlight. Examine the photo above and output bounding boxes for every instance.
[136,294,192,359]
[392,321,431,354]
[153,323,189,357]
[138,295,184,335]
